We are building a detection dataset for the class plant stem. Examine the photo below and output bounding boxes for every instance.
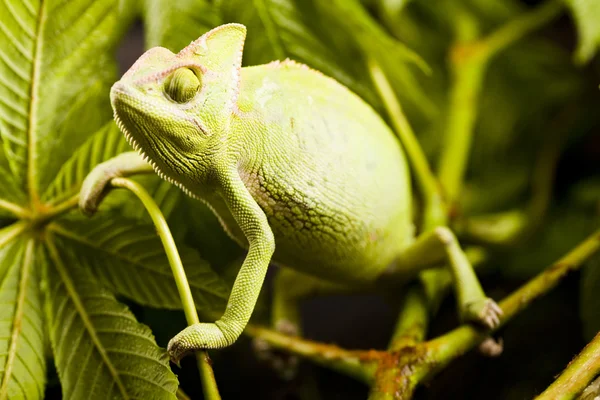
[176,388,192,400]
[35,194,79,225]
[535,331,600,400]
[244,324,380,383]
[388,285,428,350]
[578,376,600,400]
[0,222,27,248]
[425,229,600,373]
[479,0,564,59]
[110,177,221,400]
[0,199,29,219]
[368,58,452,351]
[368,58,447,229]
[242,231,599,399]
[438,0,564,207]
[437,41,485,206]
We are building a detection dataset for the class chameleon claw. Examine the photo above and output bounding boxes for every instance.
[79,165,117,216]
[167,322,234,364]
[79,152,152,216]
[170,357,181,369]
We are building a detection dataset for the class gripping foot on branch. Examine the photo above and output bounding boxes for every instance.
[79,151,152,215]
[168,322,235,365]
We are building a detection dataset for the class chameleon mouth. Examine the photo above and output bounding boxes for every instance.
[113,111,200,200]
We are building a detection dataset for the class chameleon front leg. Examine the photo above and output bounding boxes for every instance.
[386,227,502,328]
[79,151,153,215]
[167,170,275,364]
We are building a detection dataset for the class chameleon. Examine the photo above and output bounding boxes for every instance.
[79,23,502,364]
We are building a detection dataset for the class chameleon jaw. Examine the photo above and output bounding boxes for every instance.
[113,112,200,200]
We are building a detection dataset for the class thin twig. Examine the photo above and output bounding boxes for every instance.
[244,324,380,383]
[425,229,600,372]
[535,332,600,399]
[368,58,447,229]
[0,199,29,219]
[388,285,428,350]
[244,230,600,400]
[110,177,221,400]
[176,387,192,400]
[438,0,564,207]
[479,0,564,59]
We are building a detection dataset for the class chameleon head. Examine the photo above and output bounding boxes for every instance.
[110,23,247,196]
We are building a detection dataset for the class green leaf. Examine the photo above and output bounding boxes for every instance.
[564,0,600,63]
[43,236,178,400]
[0,154,27,218]
[49,213,229,315]
[0,226,46,400]
[462,39,584,214]
[217,0,380,106]
[42,121,129,204]
[0,0,134,199]
[42,119,183,227]
[322,0,435,117]
[375,0,410,18]
[497,179,600,279]
[143,0,221,50]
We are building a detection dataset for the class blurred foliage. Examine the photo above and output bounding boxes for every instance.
[564,0,600,63]
[0,0,599,398]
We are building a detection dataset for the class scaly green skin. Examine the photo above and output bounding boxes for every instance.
[80,23,502,364]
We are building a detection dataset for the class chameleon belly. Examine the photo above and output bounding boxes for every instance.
[226,61,414,285]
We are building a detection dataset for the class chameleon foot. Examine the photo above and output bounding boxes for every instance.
[79,152,152,215]
[252,320,300,380]
[464,298,503,329]
[79,165,117,216]
[167,322,232,365]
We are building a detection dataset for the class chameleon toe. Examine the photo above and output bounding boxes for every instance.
[464,298,503,329]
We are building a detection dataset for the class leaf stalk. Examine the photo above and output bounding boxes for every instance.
[110,177,221,400]
[438,0,564,208]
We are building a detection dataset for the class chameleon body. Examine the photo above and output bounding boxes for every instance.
[81,23,501,364]
[231,60,414,284]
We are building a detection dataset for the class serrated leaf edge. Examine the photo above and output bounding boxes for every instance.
[48,222,228,299]
[0,238,36,400]
[44,235,130,398]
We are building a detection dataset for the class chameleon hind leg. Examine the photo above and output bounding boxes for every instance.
[384,227,502,328]
[271,268,357,335]
[254,268,361,379]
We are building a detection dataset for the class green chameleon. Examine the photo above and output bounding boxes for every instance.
[80,23,502,364]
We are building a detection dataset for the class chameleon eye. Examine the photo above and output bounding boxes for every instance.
[164,68,201,103]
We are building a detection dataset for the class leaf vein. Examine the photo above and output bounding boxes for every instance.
[0,0,35,38]
[45,238,130,399]
[0,240,34,400]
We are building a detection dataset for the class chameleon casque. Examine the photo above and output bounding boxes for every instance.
[80,23,502,364]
